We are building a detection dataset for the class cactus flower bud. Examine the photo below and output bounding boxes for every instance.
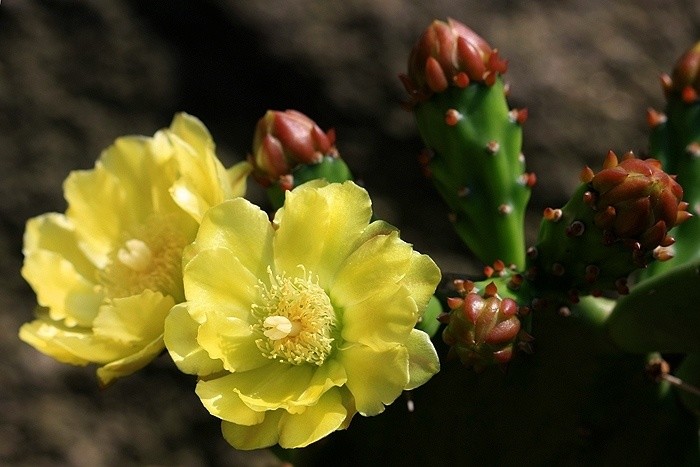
[249,109,338,187]
[590,152,688,250]
[662,41,700,102]
[441,281,525,370]
[400,18,507,104]
[529,151,691,299]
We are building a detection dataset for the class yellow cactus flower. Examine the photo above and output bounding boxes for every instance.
[19,113,252,386]
[164,180,441,450]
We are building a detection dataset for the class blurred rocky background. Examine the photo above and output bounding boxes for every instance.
[1,1,698,465]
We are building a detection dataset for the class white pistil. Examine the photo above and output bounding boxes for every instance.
[117,239,152,272]
[263,315,302,340]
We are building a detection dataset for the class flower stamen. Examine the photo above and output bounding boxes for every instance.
[253,267,337,366]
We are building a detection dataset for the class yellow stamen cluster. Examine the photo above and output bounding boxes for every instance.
[253,267,336,366]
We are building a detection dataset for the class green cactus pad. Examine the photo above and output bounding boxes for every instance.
[607,257,700,353]
[414,79,531,268]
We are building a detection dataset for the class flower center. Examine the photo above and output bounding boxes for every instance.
[99,216,189,301]
[253,267,336,366]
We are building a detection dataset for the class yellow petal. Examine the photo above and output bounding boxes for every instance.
[23,213,96,279]
[199,359,345,413]
[22,249,102,327]
[164,303,224,376]
[227,160,253,198]
[219,387,351,450]
[402,252,442,316]
[92,290,174,344]
[197,379,266,426]
[190,198,274,280]
[18,317,92,366]
[19,315,126,365]
[273,181,371,287]
[183,247,259,323]
[341,284,418,350]
[64,166,129,265]
[338,343,409,416]
[101,135,180,218]
[331,231,413,308]
[221,411,283,450]
[278,387,348,448]
[168,113,215,161]
[96,334,165,387]
[404,329,440,390]
[167,113,234,221]
[196,312,270,373]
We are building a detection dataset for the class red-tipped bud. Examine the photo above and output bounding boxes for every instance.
[249,110,337,186]
[664,41,700,100]
[401,18,506,103]
[442,283,524,370]
[589,152,690,251]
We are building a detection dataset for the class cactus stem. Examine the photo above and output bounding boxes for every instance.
[444,108,463,126]
[565,220,586,237]
[498,203,513,215]
[646,108,667,128]
[486,140,500,154]
[526,246,538,259]
[446,297,464,310]
[543,207,563,222]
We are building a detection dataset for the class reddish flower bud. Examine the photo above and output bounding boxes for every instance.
[249,110,338,186]
[400,18,507,103]
[590,152,690,250]
[442,282,523,370]
[663,41,700,100]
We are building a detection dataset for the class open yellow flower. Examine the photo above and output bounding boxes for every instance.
[164,180,441,449]
[19,113,252,386]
